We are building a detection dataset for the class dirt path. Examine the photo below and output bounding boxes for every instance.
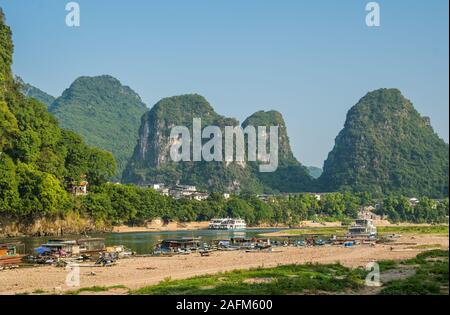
[0,234,447,295]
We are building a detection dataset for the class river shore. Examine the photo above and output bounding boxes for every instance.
[0,233,448,295]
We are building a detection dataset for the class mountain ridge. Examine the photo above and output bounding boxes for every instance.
[319,88,449,198]
[48,75,148,177]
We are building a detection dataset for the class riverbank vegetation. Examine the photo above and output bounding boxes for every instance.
[1,180,449,236]
[131,250,449,295]
[135,263,366,295]
[380,250,449,295]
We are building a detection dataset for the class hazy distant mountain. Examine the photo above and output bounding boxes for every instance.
[49,75,148,177]
[319,88,449,198]
[307,166,322,179]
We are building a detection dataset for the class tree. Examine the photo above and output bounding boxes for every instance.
[87,147,116,187]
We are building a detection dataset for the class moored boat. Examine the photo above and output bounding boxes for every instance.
[347,219,377,237]
[208,218,247,230]
[0,242,24,266]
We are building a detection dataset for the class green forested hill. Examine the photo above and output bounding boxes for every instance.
[122,94,264,193]
[49,75,147,178]
[319,89,449,198]
[123,98,315,194]
[17,77,55,108]
[242,110,314,193]
[1,12,115,219]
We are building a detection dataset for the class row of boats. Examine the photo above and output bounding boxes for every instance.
[0,238,132,268]
[1,219,378,267]
[208,218,378,238]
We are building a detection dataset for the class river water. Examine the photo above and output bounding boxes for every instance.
[1,228,284,255]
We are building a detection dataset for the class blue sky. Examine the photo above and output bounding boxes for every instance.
[1,0,448,167]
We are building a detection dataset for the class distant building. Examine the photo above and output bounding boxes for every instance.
[71,179,88,196]
[409,198,420,207]
[192,192,209,201]
[175,185,197,192]
[148,183,165,190]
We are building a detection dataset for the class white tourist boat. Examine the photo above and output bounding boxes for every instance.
[347,219,377,237]
[208,218,247,230]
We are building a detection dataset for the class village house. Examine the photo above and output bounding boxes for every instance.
[71,176,88,196]
[146,183,210,200]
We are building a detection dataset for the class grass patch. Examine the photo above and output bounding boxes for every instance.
[131,250,448,295]
[280,227,347,236]
[378,260,399,272]
[380,250,449,295]
[132,263,366,295]
[32,289,46,294]
[409,244,442,250]
[66,285,128,295]
[378,225,449,235]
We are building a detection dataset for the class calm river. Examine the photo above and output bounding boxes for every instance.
[1,228,284,255]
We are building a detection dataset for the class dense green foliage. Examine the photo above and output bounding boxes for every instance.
[0,13,116,221]
[17,77,55,108]
[376,195,449,223]
[74,185,385,226]
[319,89,449,198]
[49,75,147,178]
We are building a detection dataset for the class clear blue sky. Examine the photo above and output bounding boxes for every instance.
[1,0,448,167]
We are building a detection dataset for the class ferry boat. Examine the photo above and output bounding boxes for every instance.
[347,219,377,237]
[208,218,247,230]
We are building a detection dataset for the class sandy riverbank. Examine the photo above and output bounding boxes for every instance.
[111,220,433,234]
[0,233,448,295]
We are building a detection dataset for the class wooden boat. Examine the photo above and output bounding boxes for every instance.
[0,243,24,266]
[37,238,106,256]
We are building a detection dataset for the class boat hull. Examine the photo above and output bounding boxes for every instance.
[0,255,24,266]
